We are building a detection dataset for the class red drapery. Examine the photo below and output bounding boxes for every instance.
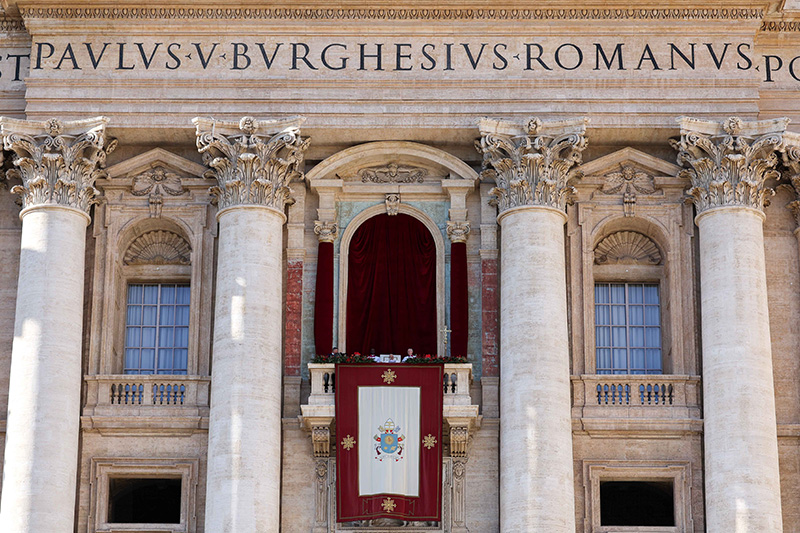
[314,241,335,355]
[346,214,437,355]
[450,241,468,358]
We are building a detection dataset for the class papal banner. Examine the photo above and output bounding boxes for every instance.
[335,364,443,522]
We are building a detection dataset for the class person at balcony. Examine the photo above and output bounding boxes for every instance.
[403,348,415,361]
[369,348,380,362]
[329,346,339,357]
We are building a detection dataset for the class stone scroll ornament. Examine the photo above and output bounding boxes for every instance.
[0,117,116,213]
[670,116,790,214]
[193,115,309,211]
[476,116,589,213]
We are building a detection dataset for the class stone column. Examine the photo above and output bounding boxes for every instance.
[194,116,308,532]
[477,117,588,532]
[0,117,113,532]
[672,116,788,532]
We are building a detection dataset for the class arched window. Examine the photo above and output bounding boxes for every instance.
[593,231,664,375]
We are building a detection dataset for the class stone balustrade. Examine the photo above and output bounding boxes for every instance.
[82,375,211,434]
[301,363,480,457]
[572,374,702,421]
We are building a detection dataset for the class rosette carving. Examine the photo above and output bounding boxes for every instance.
[0,117,115,213]
[193,116,308,211]
[476,117,588,213]
[671,116,789,214]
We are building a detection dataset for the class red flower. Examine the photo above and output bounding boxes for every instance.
[424,353,431,359]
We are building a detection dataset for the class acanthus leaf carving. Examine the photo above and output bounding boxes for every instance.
[594,231,662,266]
[477,117,589,213]
[671,116,790,214]
[1,117,115,214]
[130,166,186,218]
[124,230,191,266]
[781,133,800,228]
[193,116,308,211]
[358,163,427,183]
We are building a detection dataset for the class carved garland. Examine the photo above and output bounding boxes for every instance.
[594,231,662,266]
[123,230,191,265]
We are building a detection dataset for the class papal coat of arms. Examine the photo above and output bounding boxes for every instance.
[374,418,405,462]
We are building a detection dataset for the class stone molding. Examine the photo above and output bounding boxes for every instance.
[446,220,471,243]
[671,116,789,215]
[314,220,338,243]
[1,116,116,214]
[21,7,764,21]
[477,116,588,213]
[193,115,308,211]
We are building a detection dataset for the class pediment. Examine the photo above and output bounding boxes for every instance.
[578,147,679,179]
[106,148,208,180]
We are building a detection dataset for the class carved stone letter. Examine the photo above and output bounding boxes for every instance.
[476,116,588,213]
[193,116,309,211]
[1,117,115,213]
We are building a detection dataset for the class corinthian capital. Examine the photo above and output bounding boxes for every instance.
[671,116,789,215]
[314,220,338,243]
[476,117,588,213]
[446,221,471,243]
[193,115,309,211]
[1,117,115,213]
[781,132,800,227]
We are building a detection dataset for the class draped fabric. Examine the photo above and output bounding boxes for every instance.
[314,241,335,355]
[346,214,437,355]
[450,241,468,358]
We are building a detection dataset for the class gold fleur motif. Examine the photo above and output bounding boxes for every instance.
[423,434,437,449]
[341,435,356,451]
[382,497,397,512]
[382,369,397,384]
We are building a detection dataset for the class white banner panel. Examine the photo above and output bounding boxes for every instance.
[358,386,421,497]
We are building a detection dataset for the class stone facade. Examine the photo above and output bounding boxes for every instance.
[0,1,799,532]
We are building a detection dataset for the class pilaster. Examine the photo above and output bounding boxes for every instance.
[0,117,112,533]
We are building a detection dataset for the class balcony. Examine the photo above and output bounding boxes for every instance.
[82,374,211,435]
[301,363,480,457]
[572,374,702,437]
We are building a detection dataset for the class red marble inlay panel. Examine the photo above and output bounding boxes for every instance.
[284,259,303,376]
[481,257,499,377]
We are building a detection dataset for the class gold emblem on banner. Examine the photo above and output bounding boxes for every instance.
[423,434,437,449]
[382,369,397,384]
[382,497,397,512]
[341,435,356,450]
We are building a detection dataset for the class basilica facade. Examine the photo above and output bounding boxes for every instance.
[1,1,800,532]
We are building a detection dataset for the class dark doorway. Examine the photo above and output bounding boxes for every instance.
[108,477,181,524]
[600,480,675,526]
[346,213,437,355]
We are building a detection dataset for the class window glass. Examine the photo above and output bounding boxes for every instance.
[108,477,181,524]
[595,283,662,374]
[600,480,674,526]
[124,284,190,375]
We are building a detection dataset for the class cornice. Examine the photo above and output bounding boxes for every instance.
[20,7,764,21]
[0,15,24,31]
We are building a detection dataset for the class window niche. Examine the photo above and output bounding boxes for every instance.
[584,461,692,533]
[591,229,671,375]
[89,457,199,533]
[113,220,196,376]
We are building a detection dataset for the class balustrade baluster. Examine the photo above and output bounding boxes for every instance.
[596,384,603,405]
[323,373,330,393]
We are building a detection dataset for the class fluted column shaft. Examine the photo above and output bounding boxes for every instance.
[674,116,787,532]
[478,116,587,532]
[194,115,307,532]
[0,117,111,533]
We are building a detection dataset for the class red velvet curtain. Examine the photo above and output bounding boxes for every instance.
[450,241,468,358]
[346,214,437,355]
[314,241,334,355]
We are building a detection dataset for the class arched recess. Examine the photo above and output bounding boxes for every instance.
[338,204,446,355]
[305,141,480,182]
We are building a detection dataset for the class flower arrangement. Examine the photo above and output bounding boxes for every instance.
[403,355,468,364]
